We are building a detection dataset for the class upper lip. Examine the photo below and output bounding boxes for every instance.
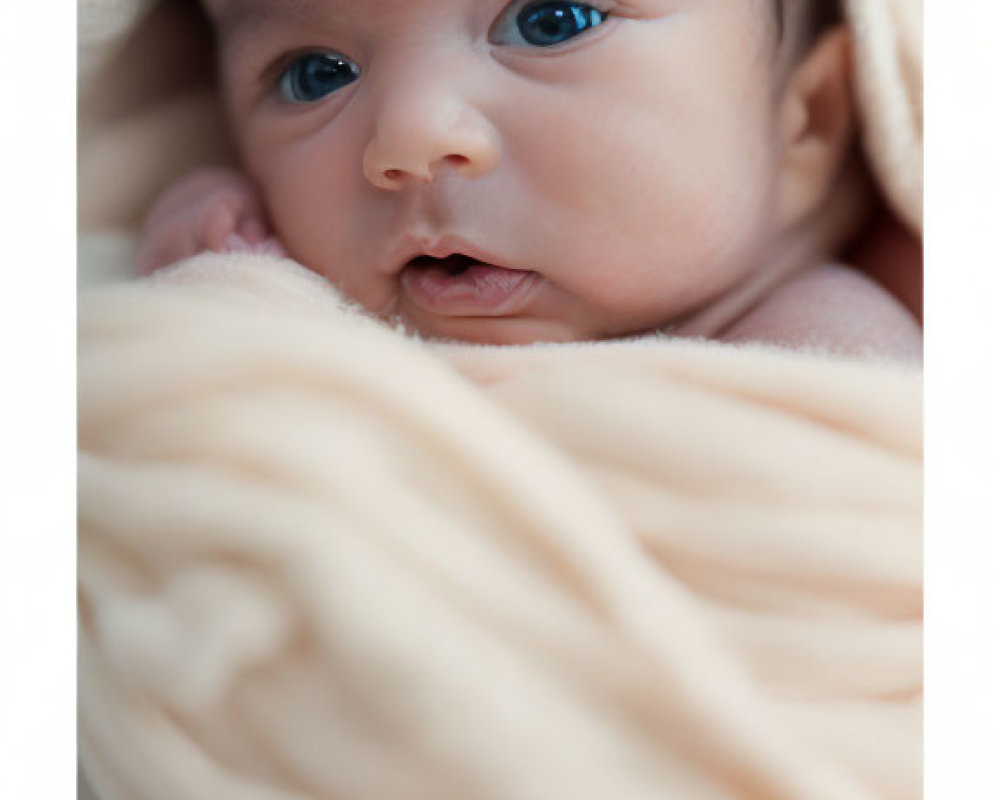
[381,233,514,276]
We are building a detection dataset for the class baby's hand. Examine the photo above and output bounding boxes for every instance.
[136,168,286,275]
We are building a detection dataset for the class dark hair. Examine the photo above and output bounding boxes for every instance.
[778,0,843,45]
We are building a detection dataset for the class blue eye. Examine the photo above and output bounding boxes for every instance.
[493,2,609,48]
[280,53,360,103]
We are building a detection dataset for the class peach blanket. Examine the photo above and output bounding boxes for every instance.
[79,256,921,800]
[78,1,923,798]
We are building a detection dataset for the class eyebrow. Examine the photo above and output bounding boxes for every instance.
[212,0,318,40]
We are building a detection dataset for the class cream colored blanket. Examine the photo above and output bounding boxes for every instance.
[78,1,924,798]
[80,255,921,800]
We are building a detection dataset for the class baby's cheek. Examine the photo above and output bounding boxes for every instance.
[258,175,388,310]
[256,178,324,254]
[251,139,362,259]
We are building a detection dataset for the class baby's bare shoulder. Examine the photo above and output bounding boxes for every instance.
[720,263,923,364]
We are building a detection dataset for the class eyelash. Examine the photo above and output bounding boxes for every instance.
[261,0,618,104]
[260,48,323,93]
[489,0,615,49]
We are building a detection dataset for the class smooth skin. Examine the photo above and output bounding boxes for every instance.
[138,0,921,361]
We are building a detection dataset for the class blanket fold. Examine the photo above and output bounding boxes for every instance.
[79,257,921,800]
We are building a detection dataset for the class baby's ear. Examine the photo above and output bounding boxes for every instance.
[775,26,855,230]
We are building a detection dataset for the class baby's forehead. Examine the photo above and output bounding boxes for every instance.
[203,0,337,41]
[203,0,307,25]
[205,0,785,45]
[205,0,435,19]
[204,0,786,15]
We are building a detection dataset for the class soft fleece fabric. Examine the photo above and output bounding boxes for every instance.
[77,1,924,798]
[80,256,921,800]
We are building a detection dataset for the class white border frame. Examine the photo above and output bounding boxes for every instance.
[1,0,999,797]
[0,1,77,798]
[925,0,1000,796]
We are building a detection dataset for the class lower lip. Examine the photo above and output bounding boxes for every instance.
[400,261,540,316]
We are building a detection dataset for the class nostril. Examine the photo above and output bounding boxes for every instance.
[379,155,473,185]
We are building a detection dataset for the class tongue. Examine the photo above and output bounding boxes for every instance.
[402,261,534,311]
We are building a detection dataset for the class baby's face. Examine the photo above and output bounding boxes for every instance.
[209,0,788,343]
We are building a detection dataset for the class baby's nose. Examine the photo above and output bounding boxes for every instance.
[362,88,501,190]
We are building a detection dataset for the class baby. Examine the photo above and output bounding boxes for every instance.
[138,0,922,360]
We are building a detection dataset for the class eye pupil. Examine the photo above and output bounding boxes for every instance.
[282,53,359,103]
[516,2,606,47]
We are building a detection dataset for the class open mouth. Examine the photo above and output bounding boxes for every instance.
[399,252,540,316]
[406,253,480,276]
